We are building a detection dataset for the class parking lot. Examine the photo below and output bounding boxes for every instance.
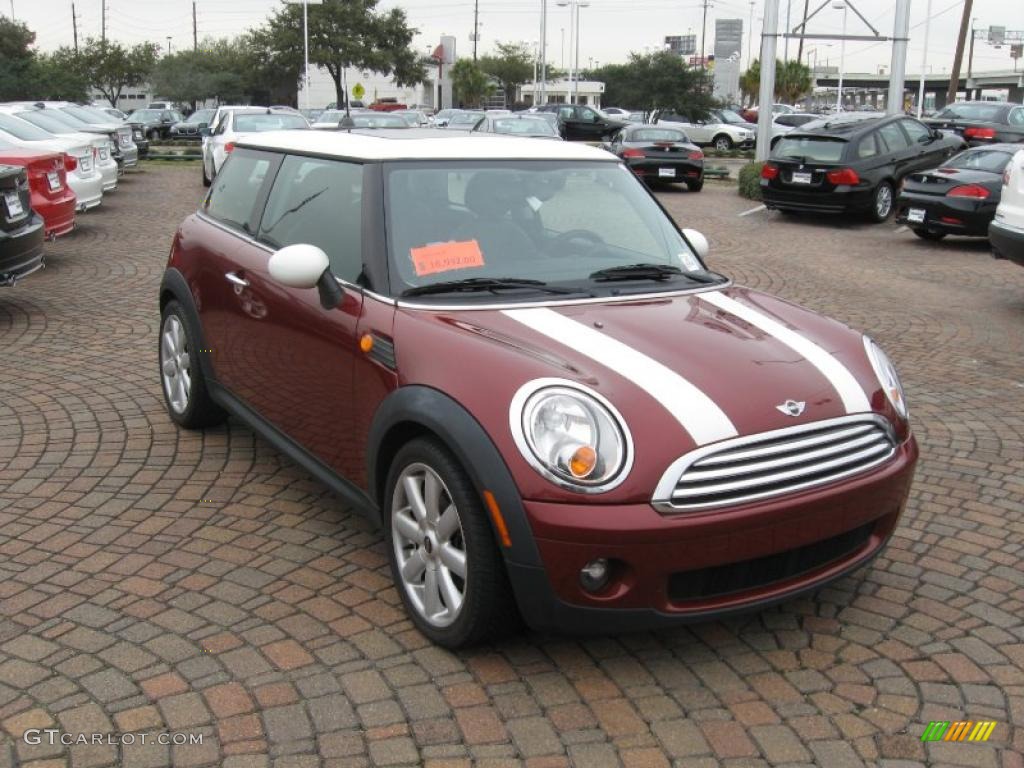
[1,165,1022,768]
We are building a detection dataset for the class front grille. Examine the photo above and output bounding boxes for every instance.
[654,415,896,512]
[667,521,875,602]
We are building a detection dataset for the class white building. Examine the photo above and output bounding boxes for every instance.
[518,80,606,108]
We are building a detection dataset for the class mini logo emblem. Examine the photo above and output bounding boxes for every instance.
[776,400,806,417]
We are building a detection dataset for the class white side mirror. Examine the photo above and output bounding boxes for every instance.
[681,228,709,260]
[268,243,330,289]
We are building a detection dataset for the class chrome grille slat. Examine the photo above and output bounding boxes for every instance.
[697,423,876,466]
[682,431,891,481]
[653,414,897,513]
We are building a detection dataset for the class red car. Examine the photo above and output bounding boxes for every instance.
[0,140,76,238]
[159,131,918,648]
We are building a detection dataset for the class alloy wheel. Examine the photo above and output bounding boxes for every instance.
[876,184,893,219]
[714,136,731,151]
[391,463,467,628]
[160,314,192,414]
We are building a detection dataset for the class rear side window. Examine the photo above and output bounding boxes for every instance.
[946,148,1014,173]
[0,113,53,141]
[1009,108,1024,126]
[259,155,364,283]
[772,136,846,162]
[856,134,880,159]
[205,150,273,232]
[877,122,909,152]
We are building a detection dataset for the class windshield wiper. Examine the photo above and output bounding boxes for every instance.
[589,263,720,284]
[402,277,576,297]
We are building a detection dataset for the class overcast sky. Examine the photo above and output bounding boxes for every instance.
[9,0,1020,75]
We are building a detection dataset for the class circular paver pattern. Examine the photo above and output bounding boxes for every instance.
[0,168,1022,768]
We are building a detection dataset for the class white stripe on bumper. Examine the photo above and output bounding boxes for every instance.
[700,291,870,414]
[502,307,738,446]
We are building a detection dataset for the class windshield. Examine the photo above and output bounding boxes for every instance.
[716,109,747,124]
[491,118,557,135]
[0,113,54,140]
[385,161,714,298]
[16,109,85,133]
[934,103,1005,122]
[772,135,846,163]
[185,110,214,124]
[945,148,1014,173]
[628,128,686,142]
[131,109,162,121]
[449,112,484,126]
[233,114,308,132]
[353,114,408,128]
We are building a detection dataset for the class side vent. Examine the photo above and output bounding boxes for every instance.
[369,334,396,370]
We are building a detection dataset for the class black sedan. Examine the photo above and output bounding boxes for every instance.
[924,102,1024,147]
[471,114,561,139]
[760,113,966,222]
[895,144,1017,241]
[169,108,216,140]
[606,125,704,191]
[128,108,184,140]
[0,164,44,287]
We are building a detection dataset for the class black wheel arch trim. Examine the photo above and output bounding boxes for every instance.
[159,268,217,383]
[367,385,544,572]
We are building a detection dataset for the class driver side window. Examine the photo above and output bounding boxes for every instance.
[579,107,598,122]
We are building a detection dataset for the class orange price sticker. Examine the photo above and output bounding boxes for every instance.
[410,240,485,277]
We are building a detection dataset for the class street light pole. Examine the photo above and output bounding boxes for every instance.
[833,0,847,112]
[303,0,310,110]
[539,0,548,105]
[916,0,933,118]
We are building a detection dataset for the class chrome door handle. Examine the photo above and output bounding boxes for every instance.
[225,272,250,287]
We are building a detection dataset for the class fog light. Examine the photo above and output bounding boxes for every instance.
[580,558,610,593]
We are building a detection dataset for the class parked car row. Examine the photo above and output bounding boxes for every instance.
[0,100,150,285]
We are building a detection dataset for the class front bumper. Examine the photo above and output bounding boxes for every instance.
[510,436,918,633]
[989,218,1024,267]
[895,192,996,236]
[0,213,45,286]
[762,181,874,214]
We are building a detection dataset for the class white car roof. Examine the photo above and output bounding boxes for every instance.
[237,129,617,162]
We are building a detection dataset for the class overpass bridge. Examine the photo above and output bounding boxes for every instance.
[807,69,1024,111]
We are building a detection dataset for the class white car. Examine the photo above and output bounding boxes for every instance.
[202,108,310,186]
[989,148,1024,268]
[0,105,118,193]
[602,107,631,117]
[0,111,103,211]
[653,109,755,150]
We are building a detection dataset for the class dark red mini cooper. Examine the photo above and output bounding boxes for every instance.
[159,129,918,648]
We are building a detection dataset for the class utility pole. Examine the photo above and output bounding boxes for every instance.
[473,0,479,61]
[966,16,978,98]
[101,0,106,43]
[72,2,78,51]
[700,0,711,63]
[784,0,791,60]
[166,36,172,55]
[192,1,197,52]
[916,0,932,117]
[796,0,810,62]
[755,0,779,161]
[539,0,547,105]
[886,0,910,115]
[947,0,972,106]
[747,1,754,67]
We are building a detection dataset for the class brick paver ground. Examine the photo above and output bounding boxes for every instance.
[0,166,1022,768]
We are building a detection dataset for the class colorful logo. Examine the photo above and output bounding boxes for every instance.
[921,721,997,742]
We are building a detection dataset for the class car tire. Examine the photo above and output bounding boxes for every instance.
[158,301,226,429]
[384,437,518,649]
[912,228,946,241]
[713,134,733,151]
[201,159,212,187]
[687,179,704,192]
[869,181,895,222]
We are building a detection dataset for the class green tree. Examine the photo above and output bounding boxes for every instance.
[590,51,715,119]
[0,17,37,100]
[30,49,91,101]
[739,59,760,106]
[150,50,213,107]
[479,42,534,107]
[77,38,161,106]
[262,0,427,108]
[450,59,494,108]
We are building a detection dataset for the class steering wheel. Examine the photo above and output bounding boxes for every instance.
[546,229,605,256]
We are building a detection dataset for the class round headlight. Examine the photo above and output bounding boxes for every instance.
[510,379,632,492]
[864,337,908,420]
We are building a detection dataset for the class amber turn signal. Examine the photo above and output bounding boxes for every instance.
[568,445,597,478]
[359,334,374,353]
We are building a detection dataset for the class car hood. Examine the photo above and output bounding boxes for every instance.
[395,286,897,502]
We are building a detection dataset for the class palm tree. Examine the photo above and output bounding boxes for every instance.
[739,59,760,107]
[775,59,812,104]
[449,59,495,108]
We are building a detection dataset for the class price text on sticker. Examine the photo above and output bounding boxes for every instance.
[410,240,485,277]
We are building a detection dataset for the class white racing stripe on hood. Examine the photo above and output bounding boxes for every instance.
[700,291,870,413]
[502,307,738,446]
